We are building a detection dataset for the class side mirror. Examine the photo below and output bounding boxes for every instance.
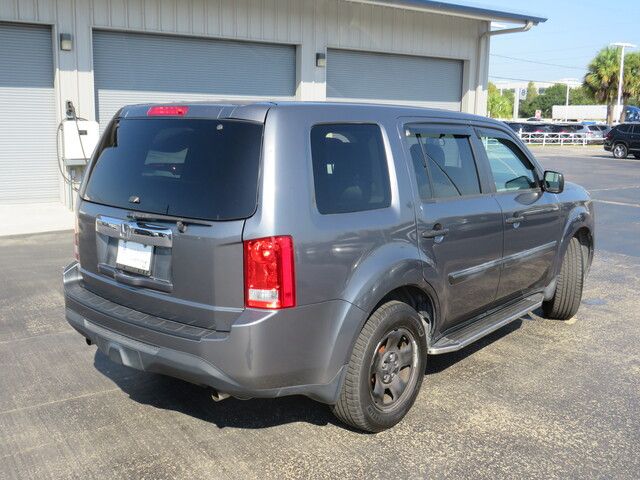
[542,170,564,194]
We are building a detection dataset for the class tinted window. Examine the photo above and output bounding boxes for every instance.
[84,118,263,221]
[479,135,538,192]
[618,124,631,133]
[311,124,391,214]
[405,131,480,199]
[405,135,432,200]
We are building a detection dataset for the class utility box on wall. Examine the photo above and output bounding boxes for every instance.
[61,119,100,167]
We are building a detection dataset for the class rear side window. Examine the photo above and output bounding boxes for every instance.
[311,124,391,214]
[83,118,263,221]
[617,124,631,133]
[405,131,480,199]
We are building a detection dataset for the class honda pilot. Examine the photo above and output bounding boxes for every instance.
[64,102,594,432]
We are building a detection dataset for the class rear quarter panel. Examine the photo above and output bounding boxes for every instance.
[242,105,425,313]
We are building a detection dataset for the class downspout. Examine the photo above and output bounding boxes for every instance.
[475,20,534,114]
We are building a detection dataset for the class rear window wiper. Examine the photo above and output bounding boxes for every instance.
[126,211,212,232]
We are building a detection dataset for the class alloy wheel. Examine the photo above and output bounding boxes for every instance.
[369,327,419,410]
[613,144,627,158]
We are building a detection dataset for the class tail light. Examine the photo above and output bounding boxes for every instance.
[73,216,80,262]
[244,236,295,309]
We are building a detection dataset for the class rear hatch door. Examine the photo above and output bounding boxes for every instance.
[76,113,264,332]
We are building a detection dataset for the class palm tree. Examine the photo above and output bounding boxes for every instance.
[622,52,640,119]
[583,47,620,125]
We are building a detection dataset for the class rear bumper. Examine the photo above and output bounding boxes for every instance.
[64,262,365,404]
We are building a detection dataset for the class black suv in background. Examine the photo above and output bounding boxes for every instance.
[604,123,640,158]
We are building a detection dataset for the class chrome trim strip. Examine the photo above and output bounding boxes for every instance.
[448,257,502,285]
[449,241,557,285]
[501,241,557,268]
[96,215,173,248]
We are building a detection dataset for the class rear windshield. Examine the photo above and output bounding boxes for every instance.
[83,118,263,221]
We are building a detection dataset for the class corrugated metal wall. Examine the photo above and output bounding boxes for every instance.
[327,48,463,109]
[0,0,486,122]
[93,30,296,128]
[0,22,58,203]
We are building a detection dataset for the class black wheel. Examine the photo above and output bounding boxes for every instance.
[331,300,427,432]
[612,143,628,159]
[633,153,640,159]
[542,237,585,320]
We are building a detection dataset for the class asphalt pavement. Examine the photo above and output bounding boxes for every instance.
[0,146,638,479]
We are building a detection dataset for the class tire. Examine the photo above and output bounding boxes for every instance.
[612,143,628,159]
[331,301,427,432]
[542,237,584,320]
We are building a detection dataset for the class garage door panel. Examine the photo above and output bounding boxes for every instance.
[93,31,296,128]
[0,23,58,204]
[327,49,462,111]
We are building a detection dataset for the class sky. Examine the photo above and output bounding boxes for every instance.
[468,0,640,84]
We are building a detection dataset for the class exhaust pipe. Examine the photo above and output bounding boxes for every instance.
[210,389,231,402]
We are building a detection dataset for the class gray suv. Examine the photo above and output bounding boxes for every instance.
[64,102,594,432]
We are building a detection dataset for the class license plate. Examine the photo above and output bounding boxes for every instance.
[116,240,153,276]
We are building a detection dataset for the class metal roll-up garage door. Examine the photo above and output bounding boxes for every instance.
[0,23,57,203]
[93,31,296,129]
[327,49,463,111]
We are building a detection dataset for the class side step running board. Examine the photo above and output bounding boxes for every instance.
[428,294,543,354]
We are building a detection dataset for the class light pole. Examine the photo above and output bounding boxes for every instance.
[611,42,636,122]
[558,78,578,122]
[565,83,570,122]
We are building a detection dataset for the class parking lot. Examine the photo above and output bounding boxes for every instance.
[1,146,639,479]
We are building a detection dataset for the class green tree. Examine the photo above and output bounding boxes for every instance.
[526,81,538,102]
[520,84,596,118]
[570,86,596,105]
[583,46,639,124]
[520,83,565,118]
[622,52,640,119]
[487,82,513,118]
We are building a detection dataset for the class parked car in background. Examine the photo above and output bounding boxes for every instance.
[604,123,640,158]
[505,121,523,132]
[510,122,551,138]
[624,106,640,123]
[583,124,610,143]
[549,123,582,136]
[560,124,608,143]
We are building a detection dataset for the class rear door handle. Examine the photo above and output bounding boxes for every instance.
[505,215,525,224]
[421,226,450,238]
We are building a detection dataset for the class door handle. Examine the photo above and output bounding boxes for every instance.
[505,215,525,225]
[521,205,560,216]
[421,225,450,238]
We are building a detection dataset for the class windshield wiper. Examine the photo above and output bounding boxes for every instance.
[126,211,212,232]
